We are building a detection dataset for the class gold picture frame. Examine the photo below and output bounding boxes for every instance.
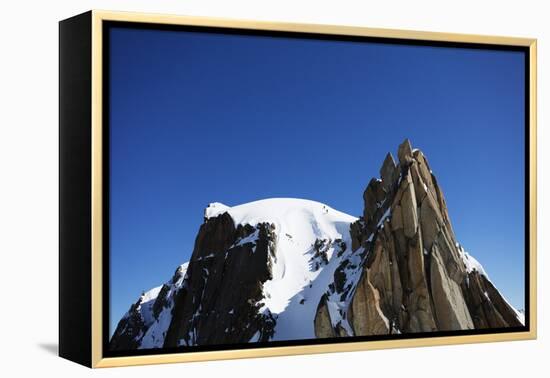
[59,9,537,368]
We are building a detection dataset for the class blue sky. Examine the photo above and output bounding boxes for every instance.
[108,27,526,334]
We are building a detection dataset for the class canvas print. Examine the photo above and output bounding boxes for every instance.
[106,25,527,353]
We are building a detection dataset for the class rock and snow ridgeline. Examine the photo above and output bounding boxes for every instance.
[110,140,524,351]
[110,263,189,350]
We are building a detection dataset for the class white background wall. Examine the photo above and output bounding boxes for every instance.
[0,0,546,376]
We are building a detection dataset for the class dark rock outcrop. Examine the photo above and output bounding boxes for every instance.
[163,214,278,347]
[110,211,279,350]
[462,270,523,329]
[109,297,149,350]
[309,238,331,271]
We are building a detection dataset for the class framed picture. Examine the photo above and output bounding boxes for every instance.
[59,10,537,368]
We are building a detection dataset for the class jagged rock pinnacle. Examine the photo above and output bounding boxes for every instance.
[317,140,523,337]
[397,138,414,166]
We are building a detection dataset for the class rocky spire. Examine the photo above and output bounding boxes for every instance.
[316,139,523,337]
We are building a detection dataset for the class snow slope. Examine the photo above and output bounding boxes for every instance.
[207,198,358,340]
[138,262,189,349]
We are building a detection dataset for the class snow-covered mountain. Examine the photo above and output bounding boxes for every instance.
[206,198,359,341]
[110,140,524,350]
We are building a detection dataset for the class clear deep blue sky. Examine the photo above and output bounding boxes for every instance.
[109,27,526,334]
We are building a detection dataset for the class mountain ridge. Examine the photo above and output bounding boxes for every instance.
[110,140,523,350]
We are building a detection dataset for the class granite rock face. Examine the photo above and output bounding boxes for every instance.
[315,139,523,337]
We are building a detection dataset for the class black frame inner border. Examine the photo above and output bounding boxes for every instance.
[102,20,531,359]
